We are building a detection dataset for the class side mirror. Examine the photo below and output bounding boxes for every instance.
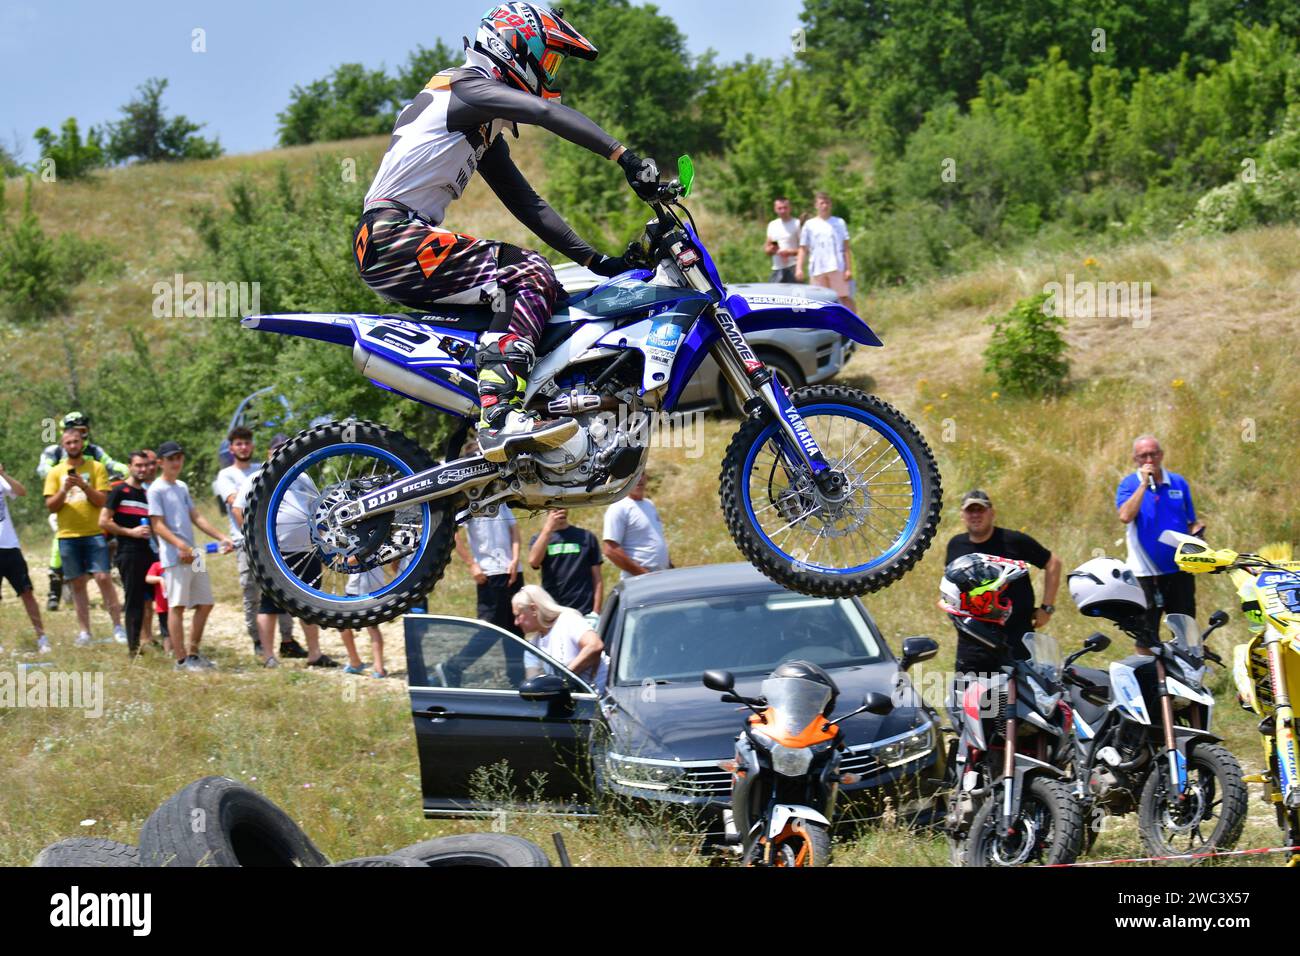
[863,691,893,716]
[677,154,695,197]
[519,674,571,702]
[1208,609,1229,628]
[702,669,735,693]
[1084,632,1111,653]
[899,637,940,671]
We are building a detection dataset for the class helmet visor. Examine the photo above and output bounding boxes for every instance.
[540,48,564,85]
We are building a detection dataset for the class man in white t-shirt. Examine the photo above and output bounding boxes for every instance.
[796,191,855,310]
[0,463,51,653]
[602,471,669,580]
[764,197,801,283]
[214,427,300,658]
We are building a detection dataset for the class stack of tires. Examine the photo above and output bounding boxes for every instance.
[32,776,551,868]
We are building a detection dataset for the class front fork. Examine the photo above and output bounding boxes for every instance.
[1263,630,1300,808]
[1155,658,1191,799]
[708,304,842,495]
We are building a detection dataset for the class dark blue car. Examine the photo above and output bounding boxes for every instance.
[404,563,945,839]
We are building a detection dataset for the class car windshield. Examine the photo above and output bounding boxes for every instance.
[614,592,883,684]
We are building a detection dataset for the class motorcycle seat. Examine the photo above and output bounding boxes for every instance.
[387,307,587,358]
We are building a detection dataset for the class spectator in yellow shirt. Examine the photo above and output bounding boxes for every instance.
[43,428,125,646]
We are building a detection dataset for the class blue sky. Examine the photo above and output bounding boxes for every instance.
[2,0,804,160]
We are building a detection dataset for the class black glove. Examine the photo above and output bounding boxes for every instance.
[589,254,630,278]
[618,149,660,200]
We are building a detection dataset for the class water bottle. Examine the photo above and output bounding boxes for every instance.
[191,542,222,572]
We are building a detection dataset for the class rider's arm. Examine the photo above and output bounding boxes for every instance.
[477,137,597,266]
[450,71,621,159]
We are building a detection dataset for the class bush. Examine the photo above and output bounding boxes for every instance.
[983,292,1070,397]
[33,118,106,181]
[852,200,980,287]
[105,78,222,163]
[1182,105,1300,233]
[277,64,398,146]
[394,41,461,103]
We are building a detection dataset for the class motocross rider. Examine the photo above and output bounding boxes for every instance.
[36,411,127,610]
[354,2,661,463]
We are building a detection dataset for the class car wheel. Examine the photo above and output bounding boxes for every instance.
[720,351,806,417]
[391,833,551,867]
[33,838,140,867]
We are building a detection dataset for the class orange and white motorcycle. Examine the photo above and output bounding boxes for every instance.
[703,660,895,866]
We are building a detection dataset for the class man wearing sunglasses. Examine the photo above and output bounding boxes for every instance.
[353,3,660,464]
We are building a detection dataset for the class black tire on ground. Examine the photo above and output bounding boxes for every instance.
[965,777,1084,867]
[1137,742,1247,860]
[33,838,140,867]
[391,834,551,867]
[719,384,941,597]
[331,855,428,867]
[244,420,457,629]
[720,351,805,417]
[138,776,330,867]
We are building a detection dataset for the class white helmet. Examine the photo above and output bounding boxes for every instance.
[1068,557,1147,623]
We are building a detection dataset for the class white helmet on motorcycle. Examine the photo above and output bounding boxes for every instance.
[1067,557,1147,623]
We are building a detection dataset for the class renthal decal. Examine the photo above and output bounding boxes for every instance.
[437,462,494,485]
[745,294,822,307]
[783,404,824,459]
[714,309,763,372]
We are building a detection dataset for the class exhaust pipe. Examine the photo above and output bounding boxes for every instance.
[353,343,478,417]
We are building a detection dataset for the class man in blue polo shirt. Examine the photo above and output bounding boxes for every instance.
[1116,434,1205,635]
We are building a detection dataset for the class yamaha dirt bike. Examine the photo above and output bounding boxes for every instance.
[945,632,1086,866]
[1166,530,1300,865]
[241,156,941,628]
[1064,612,1247,859]
[703,667,895,866]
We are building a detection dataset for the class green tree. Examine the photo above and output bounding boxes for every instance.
[277,63,399,146]
[395,41,461,103]
[33,117,106,180]
[104,78,223,163]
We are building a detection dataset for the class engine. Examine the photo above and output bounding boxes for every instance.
[529,385,649,488]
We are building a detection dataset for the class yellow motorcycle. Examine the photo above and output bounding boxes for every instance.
[1165,530,1300,865]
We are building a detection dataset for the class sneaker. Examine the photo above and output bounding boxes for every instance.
[477,408,577,463]
[74,632,92,647]
[113,625,129,644]
[264,656,280,669]
[182,655,207,673]
[36,636,51,654]
[434,661,461,688]
[306,654,340,668]
[191,654,218,670]
[343,664,366,675]
[372,669,389,679]
[279,639,310,659]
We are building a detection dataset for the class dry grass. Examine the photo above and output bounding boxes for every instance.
[2,136,1299,865]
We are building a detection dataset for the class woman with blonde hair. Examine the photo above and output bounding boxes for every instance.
[511,584,605,691]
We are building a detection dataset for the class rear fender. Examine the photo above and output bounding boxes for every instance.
[661,293,882,412]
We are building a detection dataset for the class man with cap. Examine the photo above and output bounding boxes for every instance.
[944,489,1062,669]
[147,441,233,671]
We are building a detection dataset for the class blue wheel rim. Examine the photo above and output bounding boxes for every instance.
[741,402,923,575]
[266,442,431,602]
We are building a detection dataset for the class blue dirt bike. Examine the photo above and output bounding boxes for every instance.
[241,156,941,629]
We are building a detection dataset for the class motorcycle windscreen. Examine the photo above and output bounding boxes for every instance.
[760,676,832,737]
[1163,613,1202,655]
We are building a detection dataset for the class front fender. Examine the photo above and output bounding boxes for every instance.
[661,293,882,412]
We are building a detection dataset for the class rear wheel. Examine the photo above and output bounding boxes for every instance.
[245,420,457,629]
[1137,743,1246,861]
[720,385,940,597]
[966,777,1083,867]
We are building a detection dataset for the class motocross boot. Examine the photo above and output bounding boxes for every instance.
[474,332,576,463]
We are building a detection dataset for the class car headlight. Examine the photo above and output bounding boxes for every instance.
[874,724,935,768]
[770,743,814,777]
[604,754,687,791]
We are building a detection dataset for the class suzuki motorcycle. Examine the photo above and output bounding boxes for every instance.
[946,632,1087,866]
[703,665,896,866]
[1166,530,1300,865]
[1064,613,1247,859]
[241,156,941,628]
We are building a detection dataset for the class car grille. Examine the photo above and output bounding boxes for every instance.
[672,765,733,797]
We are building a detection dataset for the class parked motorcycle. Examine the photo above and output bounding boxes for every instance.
[1064,556,1245,858]
[703,660,902,866]
[241,155,941,628]
[1165,531,1300,866]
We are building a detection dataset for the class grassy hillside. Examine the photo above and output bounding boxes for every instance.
[2,134,1298,866]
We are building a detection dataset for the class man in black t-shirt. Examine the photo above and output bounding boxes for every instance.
[527,509,603,615]
[98,451,156,655]
[944,489,1062,671]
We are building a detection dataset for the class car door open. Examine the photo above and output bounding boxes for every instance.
[404,614,600,818]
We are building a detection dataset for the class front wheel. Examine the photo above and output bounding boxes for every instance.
[1137,743,1247,861]
[720,385,940,597]
[743,820,832,867]
[244,420,457,629]
[965,777,1084,867]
